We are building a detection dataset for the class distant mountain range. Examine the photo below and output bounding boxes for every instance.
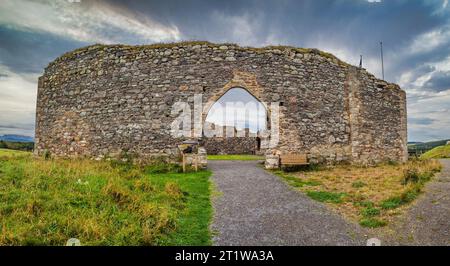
[0,134,34,142]
[408,139,450,152]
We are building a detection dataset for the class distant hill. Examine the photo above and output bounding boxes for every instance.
[0,134,33,142]
[408,139,450,157]
[0,140,34,151]
[409,139,450,151]
[421,145,450,159]
[407,142,423,145]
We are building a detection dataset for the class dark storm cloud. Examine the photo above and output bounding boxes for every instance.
[111,0,445,46]
[0,26,87,74]
[424,71,450,92]
[110,0,449,81]
[2,0,449,77]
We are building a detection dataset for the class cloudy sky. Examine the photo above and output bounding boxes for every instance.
[205,88,267,133]
[0,0,449,141]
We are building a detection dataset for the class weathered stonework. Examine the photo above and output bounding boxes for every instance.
[202,124,263,155]
[35,41,407,165]
[203,137,260,155]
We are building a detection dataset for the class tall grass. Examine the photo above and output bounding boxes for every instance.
[0,151,212,246]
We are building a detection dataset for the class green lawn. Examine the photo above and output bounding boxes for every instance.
[0,150,212,246]
[207,154,264,161]
[421,145,450,159]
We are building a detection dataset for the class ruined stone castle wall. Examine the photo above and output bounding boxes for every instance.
[35,42,407,164]
[203,137,259,155]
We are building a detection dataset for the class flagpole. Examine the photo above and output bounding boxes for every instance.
[380,41,385,80]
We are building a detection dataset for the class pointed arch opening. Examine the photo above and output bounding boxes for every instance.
[203,87,268,155]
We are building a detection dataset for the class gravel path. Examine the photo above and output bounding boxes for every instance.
[209,160,366,246]
[383,159,450,246]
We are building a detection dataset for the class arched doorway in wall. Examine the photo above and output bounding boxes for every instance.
[202,87,268,155]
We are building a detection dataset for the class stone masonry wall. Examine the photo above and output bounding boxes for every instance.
[35,41,407,165]
[203,137,259,155]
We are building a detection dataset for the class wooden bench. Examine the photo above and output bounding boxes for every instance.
[280,154,309,167]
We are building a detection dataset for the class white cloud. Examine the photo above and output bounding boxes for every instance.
[206,102,267,133]
[205,89,267,133]
[407,88,450,141]
[0,0,180,44]
[407,26,450,55]
[0,65,37,137]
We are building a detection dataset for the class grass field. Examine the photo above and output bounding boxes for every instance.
[0,149,212,246]
[273,159,442,228]
[0,148,30,157]
[207,154,264,161]
[421,145,450,159]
